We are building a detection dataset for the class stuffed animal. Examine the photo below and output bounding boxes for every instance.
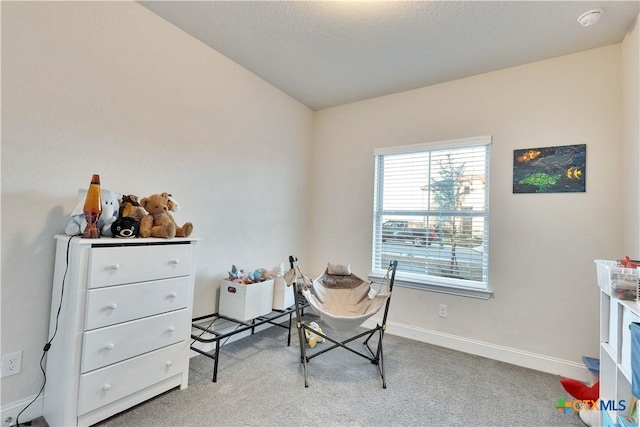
[166,193,180,212]
[65,188,120,237]
[111,216,140,238]
[305,322,325,348]
[560,378,600,426]
[248,268,268,283]
[227,266,273,284]
[119,194,147,222]
[560,378,599,402]
[228,265,244,281]
[138,193,193,239]
[158,192,192,237]
[269,263,285,278]
[121,194,140,206]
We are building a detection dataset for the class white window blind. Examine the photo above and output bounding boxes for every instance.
[372,136,491,296]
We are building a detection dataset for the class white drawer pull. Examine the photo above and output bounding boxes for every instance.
[168,326,176,333]
[110,264,120,270]
[105,343,115,351]
[106,303,118,311]
[102,384,112,391]
[166,361,173,367]
[169,259,180,265]
[168,292,178,299]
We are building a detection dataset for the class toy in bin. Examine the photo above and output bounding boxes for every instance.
[620,256,640,269]
[595,257,639,301]
[219,264,284,321]
[612,256,640,300]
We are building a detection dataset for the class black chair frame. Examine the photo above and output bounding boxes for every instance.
[288,256,398,388]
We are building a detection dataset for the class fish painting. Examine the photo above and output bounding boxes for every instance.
[513,144,586,193]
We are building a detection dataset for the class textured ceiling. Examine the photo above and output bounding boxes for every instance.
[140,1,639,110]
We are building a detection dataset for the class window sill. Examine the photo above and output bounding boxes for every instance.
[368,273,493,300]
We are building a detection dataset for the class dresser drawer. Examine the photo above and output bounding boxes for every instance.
[85,277,190,330]
[81,308,189,373]
[88,244,193,289]
[77,342,187,416]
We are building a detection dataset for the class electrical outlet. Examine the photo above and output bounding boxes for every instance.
[438,304,447,318]
[1,351,22,378]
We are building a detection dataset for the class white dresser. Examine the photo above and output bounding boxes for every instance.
[43,235,198,427]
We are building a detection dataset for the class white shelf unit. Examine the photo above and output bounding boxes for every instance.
[43,235,198,427]
[600,288,638,427]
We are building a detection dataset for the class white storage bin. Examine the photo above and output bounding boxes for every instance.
[219,279,274,321]
[272,276,295,310]
[596,259,619,294]
[595,259,637,299]
[611,267,638,301]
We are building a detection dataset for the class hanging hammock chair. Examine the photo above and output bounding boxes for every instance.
[285,256,398,388]
[302,269,390,331]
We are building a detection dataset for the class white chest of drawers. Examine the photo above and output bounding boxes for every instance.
[43,235,198,427]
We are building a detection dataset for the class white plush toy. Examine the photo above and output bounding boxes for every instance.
[305,322,325,348]
[166,193,180,212]
[578,407,598,427]
[65,188,120,237]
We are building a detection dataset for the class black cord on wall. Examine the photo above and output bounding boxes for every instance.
[14,236,73,427]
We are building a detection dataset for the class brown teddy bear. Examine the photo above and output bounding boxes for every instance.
[139,193,193,239]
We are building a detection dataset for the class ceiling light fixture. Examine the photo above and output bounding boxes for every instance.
[577,8,603,27]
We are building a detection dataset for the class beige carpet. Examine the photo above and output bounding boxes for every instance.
[29,315,585,427]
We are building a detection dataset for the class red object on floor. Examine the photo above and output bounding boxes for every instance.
[560,378,600,401]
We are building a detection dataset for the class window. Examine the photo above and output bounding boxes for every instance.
[372,136,492,299]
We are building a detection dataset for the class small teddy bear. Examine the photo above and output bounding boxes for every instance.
[138,193,193,239]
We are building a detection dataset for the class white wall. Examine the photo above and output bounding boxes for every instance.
[311,45,624,368]
[622,13,640,256]
[1,2,313,407]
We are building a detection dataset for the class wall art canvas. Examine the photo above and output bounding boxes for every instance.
[513,144,586,193]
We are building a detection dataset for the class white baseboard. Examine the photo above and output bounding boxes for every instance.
[0,394,43,427]
[363,318,589,381]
